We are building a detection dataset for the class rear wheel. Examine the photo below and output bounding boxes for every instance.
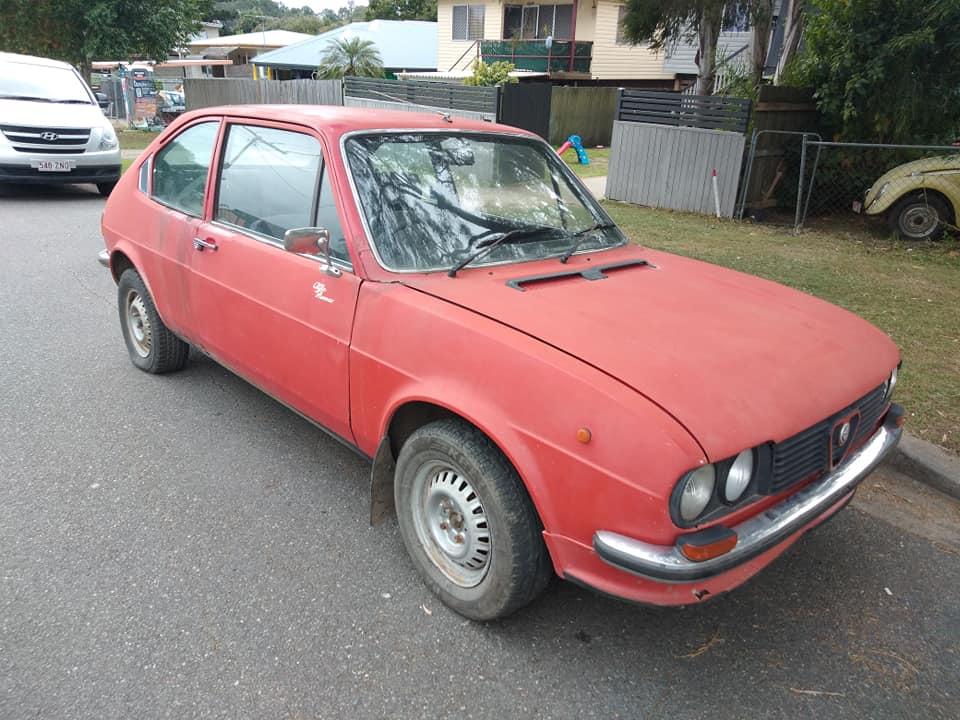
[889,193,951,241]
[117,269,189,374]
[394,419,552,621]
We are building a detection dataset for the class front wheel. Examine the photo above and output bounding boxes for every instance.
[889,193,951,241]
[97,181,117,197]
[117,269,189,374]
[394,419,552,621]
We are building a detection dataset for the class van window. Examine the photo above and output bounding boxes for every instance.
[0,61,92,104]
[152,122,218,216]
[216,124,321,241]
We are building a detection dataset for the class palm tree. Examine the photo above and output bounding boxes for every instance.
[316,38,384,78]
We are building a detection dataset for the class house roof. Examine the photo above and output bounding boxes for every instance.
[252,21,437,71]
[188,30,312,50]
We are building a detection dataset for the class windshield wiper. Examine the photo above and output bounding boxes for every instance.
[558,222,618,264]
[448,226,563,277]
[53,99,93,104]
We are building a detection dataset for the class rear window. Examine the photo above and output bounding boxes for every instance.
[0,61,92,104]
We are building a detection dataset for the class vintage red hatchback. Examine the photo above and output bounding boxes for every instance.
[99,106,903,620]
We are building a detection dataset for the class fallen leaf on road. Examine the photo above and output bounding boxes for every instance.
[677,628,722,659]
[421,604,432,615]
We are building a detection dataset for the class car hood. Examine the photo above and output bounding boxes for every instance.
[400,246,899,460]
[0,98,106,129]
[867,154,960,200]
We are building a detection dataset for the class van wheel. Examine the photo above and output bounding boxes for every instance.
[394,419,552,621]
[97,182,117,197]
[889,194,951,241]
[117,269,189,374]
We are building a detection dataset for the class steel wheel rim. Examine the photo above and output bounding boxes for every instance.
[125,289,152,358]
[900,204,939,238]
[410,461,491,588]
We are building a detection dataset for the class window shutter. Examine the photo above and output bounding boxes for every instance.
[452,5,468,40]
[467,5,485,40]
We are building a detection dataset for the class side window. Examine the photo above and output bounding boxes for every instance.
[315,165,349,264]
[152,122,218,216]
[216,124,321,241]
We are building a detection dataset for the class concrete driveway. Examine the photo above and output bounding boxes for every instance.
[1,183,958,720]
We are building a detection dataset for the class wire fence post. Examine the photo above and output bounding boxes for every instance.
[737,129,760,220]
[794,133,810,231]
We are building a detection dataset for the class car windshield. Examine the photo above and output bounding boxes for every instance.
[0,61,93,104]
[345,132,625,272]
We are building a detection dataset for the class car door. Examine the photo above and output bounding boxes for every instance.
[187,120,361,442]
[139,119,221,337]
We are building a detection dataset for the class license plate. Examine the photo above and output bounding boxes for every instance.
[852,200,863,213]
[31,159,76,172]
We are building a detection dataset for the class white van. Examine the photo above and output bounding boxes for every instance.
[0,52,122,195]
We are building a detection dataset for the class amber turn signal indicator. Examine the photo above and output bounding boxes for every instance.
[677,526,738,562]
[576,427,592,444]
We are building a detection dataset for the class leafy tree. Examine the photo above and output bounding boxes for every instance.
[365,0,437,22]
[463,60,517,87]
[619,0,729,95]
[0,0,211,80]
[316,37,384,78]
[795,0,960,143]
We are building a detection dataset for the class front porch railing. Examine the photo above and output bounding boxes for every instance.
[480,40,592,74]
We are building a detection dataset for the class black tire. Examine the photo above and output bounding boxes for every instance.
[117,269,189,374]
[97,181,117,197]
[394,419,552,621]
[888,193,951,241]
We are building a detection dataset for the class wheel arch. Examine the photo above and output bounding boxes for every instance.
[108,249,135,283]
[886,187,957,225]
[369,397,557,546]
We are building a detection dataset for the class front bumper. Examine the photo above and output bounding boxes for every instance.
[0,163,121,184]
[593,406,903,583]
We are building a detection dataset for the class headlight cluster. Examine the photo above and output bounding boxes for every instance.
[672,448,761,526]
[99,124,118,151]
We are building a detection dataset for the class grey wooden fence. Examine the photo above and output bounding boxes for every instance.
[342,77,499,121]
[606,89,749,217]
[183,78,343,110]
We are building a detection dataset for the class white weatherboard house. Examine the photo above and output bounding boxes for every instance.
[436,0,785,89]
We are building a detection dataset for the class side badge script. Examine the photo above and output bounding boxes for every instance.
[313,282,335,304]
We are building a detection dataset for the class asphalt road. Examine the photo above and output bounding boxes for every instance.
[1,183,958,720]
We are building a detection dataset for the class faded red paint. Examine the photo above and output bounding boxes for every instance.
[101,106,900,605]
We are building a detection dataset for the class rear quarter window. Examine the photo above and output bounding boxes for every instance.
[152,122,219,216]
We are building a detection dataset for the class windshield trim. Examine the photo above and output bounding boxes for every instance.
[338,127,625,274]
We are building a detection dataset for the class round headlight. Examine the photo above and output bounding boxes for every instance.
[723,449,754,502]
[679,465,716,522]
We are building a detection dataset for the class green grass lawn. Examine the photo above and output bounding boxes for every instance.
[121,158,134,174]
[563,147,610,179]
[118,130,160,151]
[602,201,960,454]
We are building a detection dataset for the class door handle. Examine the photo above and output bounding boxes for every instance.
[193,237,218,252]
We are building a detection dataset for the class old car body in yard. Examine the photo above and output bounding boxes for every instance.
[99,106,903,620]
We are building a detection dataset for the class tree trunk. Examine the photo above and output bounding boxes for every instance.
[695,6,723,95]
[751,0,775,84]
[774,0,805,84]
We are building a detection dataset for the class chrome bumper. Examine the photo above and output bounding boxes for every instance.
[594,408,903,583]
[97,249,110,268]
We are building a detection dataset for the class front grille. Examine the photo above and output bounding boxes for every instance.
[0,124,91,154]
[767,384,887,494]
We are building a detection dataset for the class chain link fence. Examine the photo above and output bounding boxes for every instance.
[737,130,822,227]
[796,141,960,240]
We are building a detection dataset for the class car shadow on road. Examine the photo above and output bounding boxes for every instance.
[0,183,103,202]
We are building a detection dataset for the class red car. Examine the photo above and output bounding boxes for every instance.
[99,106,904,620]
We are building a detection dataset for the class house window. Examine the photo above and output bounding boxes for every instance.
[452,4,485,41]
[502,4,574,40]
[615,5,628,45]
[722,3,751,32]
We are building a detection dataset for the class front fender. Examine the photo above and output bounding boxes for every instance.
[866,174,960,217]
[349,282,706,549]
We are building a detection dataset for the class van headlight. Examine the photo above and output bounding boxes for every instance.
[99,124,118,150]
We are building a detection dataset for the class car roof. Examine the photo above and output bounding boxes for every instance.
[0,52,76,70]
[182,104,538,140]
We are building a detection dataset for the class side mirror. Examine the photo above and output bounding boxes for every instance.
[283,227,341,276]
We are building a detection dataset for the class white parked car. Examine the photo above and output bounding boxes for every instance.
[0,52,121,195]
